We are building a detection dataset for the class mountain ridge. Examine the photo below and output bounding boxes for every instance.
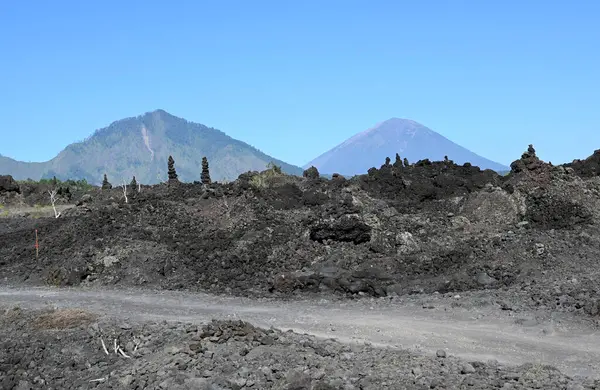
[0,110,303,184]
[304,118,509,175]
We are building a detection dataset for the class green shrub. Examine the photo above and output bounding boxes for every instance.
[250,162,287,188]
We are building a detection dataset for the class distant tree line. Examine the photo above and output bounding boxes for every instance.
[19,177,94,191]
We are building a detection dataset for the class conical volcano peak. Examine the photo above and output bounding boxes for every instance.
[304,119,508,175]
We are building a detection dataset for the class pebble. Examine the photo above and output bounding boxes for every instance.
[461,363,476,374]
[119,375,134,387]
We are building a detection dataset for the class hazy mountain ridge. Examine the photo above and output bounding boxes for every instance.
[304,118,509,175]
[0,110,303,184]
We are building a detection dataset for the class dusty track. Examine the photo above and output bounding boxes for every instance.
[1,286,599,379]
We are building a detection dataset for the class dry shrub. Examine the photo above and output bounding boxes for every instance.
[2,306,23,321]
[250,163,295,189]
[33,308,98,329]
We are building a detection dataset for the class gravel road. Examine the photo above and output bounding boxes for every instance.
[1,285,599,379]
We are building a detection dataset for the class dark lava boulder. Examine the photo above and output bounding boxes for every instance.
[310,215,371,244]
[0,175,20,193]
[564,149,600,178]
[303,166,320,179]
[524,189,593,229]
[358,158,500,208]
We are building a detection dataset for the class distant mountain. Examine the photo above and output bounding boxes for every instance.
[0,110,303,184]
[304,118,509,175]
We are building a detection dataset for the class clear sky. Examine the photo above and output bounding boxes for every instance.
[1,0,599,167]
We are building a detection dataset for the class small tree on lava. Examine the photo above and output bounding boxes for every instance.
[201,156,211,185]
[167,156,179,183]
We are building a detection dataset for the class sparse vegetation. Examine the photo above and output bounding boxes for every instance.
[18,177,93,191]
[0,203,74,219]
[33,308,97,330]
[266,161,282,174]
[250,162,287,188]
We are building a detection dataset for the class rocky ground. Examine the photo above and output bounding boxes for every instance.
[2,147,600,318]
[2,146,600,388]
[2,305,599,390]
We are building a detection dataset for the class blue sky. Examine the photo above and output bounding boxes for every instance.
[1,0,599,167]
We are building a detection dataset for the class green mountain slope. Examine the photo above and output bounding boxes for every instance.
[1,110,303,184]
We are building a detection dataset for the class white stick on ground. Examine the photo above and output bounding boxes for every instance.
[48,189,61,218]
[100,338,109,355]
[113,338,118,354]
[118,347,131,358]
[89,378,106,383]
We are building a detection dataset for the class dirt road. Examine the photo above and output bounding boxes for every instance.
[1,286,599,379]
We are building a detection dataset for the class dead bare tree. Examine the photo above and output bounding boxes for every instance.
[99,337,131,359]
[48,189,61,218]
[121,180,128,203]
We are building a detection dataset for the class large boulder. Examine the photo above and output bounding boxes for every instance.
[310,215,372,244]
[0,175,20,193]
[564,149,600,178]
[302,166,320,180]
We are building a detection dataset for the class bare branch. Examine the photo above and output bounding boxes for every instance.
[121,180,128,203]
[118,347,131,358]
[48,189,61,218]
[133,338,140,352]
[100,338,109,355]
